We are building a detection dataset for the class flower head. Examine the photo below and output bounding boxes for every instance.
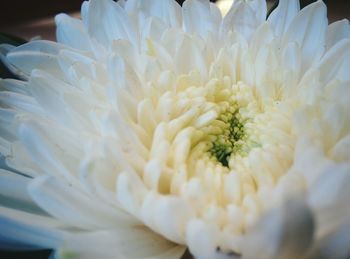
[1,0,350,258]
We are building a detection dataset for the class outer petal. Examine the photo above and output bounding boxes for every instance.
[282,0,327,71]
[182,0,220,39]
[175,35,207,78]
[29,175,138,230]
[6,41,67,79]
[246,0,267,25]
[308,220,350,259]
[125,0,182,28]
[87,0,136,47]
[317,39,350,84]
[308,164,350,239]
[186,219,221,258]
[18,119,82,183]
[241,199,314,259]
[59,227,186,259]
[267,0,300,37]
[0,169,33,205]
[326,19,350,50]
[0,78,29,95]
[0,206,64,250]
[221,0,258,41]
[140,192,195,244]
[55,14,92,51]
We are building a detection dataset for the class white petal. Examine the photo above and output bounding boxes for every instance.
[87,0,136,47]
[116,171,148,217]
[61,227,185,259]
[0,78,29,95]
[221,1,258,41]
[81,1,89,27]
[182,0,220,39]
[28,70,87,128]
[330,134,350,162]
[280,42,301,96]
[6,41,67,78]
[241,199,314,259]
[0,91,42,114]
[326,19,350,50]
[267,0,300,37]
[308,164,350,238]
[141,192,194,244]
[0,136,11,156]
[141,17,168,45]
[111,39,143,80]
[175,36,207,78]
[0,206,63,249]
[129,0,182,28]
[55,14,91,51]
[292,137,334,186]
[249,23,275,59]
[282,0,327,71]
[254,45,278,100]
[0,169,45,215]
[29,175,138,230]
[17,118,89,182]
[246,0,267,24]
[309,220,350,259]
[317,39,350,84]
[0,108,17,155]
[186,219,220,258]
[0,169,32,204]
[0,205,64,227]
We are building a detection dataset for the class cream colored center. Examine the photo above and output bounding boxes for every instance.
[140,75,296,235]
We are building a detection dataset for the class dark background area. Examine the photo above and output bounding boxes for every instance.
[0,0,349,41]
[0,0,349,259]
[0,0,349,23]
[0,0,349,25]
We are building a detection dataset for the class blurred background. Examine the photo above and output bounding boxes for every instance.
[0,0,349,41]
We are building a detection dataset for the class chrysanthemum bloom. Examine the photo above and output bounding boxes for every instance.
[1,0,350,258]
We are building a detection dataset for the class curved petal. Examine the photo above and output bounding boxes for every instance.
[55,14,92,51]
[60,227,185,259]
[0,169,32,203]
[182,0,220,39]
[175,35,207,78]
[308,164,350,238]
[29,175,138,230]
[186,219,220,258]
[267,0,300,37]
[317,39,350,84]
[87,0,136,47]
[0,206,63,250]
[282,0,327,71]
[326,19,350,50]
[308,220,350,259]
[247,0,267,24]
[241,199,314,259]
[18,120,81,183]
[126,0,182,28]
[6,41,67,79]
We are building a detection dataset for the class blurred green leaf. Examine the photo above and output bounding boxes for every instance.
[0,61,14,79]
[0,32,27,46]
[0,33,26,78]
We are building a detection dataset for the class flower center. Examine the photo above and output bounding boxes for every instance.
[209,106,247,167]
[136,75,296,238]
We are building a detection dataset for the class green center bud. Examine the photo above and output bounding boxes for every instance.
[209,107,253,167]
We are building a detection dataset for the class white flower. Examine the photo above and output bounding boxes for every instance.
[1,0,350,258]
